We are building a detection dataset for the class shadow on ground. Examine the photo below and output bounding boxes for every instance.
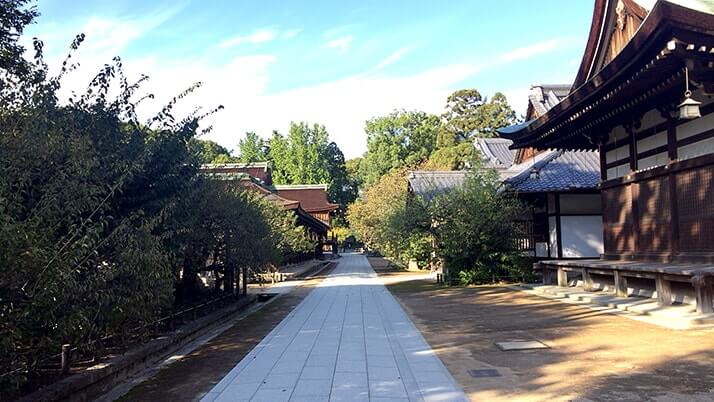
[118,270,333,402]
[381,271,714,402]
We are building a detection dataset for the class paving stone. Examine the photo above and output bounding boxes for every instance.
[199,254,467,402]
[291,378,332,397]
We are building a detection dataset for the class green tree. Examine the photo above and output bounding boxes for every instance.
[424,170,525,284]
[267,122,355,212]
[190,139,238,163]
[423,142,479,171]
[0,0,38,74]
[440,89,517,141]
[0,31,287,393]
[238,131,269,163]
[359,110,439,186]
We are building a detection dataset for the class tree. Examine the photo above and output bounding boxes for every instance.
[267,122,355,212]
[359,110,440,186]
[0,31,291,393]
[422,142,479,171]
[440,89,517,140]
[0,0,38,74]
[190,139,238,163]
[425,170,525,284]
[238,131,269,163]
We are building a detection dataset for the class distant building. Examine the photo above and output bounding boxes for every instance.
[200,163,334,245]
[274,184,340,225]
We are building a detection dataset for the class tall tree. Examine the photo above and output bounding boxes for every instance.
[238,131,269,163]
[359,110,439,186]
[267,122,355,210]
[440,89,517,141]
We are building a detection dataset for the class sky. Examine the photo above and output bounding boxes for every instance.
[24,0,594,159]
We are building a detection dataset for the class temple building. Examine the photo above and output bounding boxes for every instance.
[502,0,714,313]
[199,163,335,248]
[490,85,603,259]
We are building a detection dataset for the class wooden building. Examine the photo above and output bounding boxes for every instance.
[274,184,339,226]
[200,164,331,244]
[492,85,604,259]
[503,0,714,312]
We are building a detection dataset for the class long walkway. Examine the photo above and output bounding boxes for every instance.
[201,254,467,402]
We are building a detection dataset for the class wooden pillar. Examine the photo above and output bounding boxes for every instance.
[582,268,594,291]
[614,270,628,297]
[555,194,563,259]
[693,275,714,314]
[656,274,673,305]
[599,145,608,181]
[557,268,568,287]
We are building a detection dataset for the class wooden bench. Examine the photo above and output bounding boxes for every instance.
[535,259,714,314]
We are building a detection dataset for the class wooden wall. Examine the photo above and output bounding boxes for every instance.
[600,94,714,261]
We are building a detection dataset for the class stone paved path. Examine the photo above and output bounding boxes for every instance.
[201,253,467,402]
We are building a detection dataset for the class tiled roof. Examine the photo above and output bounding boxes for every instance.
[407,171,468,201]
[528,84,571,117]
[505,150,601,193]
[474,138,516,169]
[274,185,339,212]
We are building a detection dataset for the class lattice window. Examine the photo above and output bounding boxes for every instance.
[677,166,714,252]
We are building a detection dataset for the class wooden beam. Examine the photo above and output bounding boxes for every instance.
[557,267,568,287]
[582,268,594,291]
[656,274,673,305]
[693,275,714,314]
[614,270,628,297]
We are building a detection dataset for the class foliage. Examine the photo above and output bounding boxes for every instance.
[258,194,315,257]
[190,138,238,164]
[238,131,269,163]
[428,169,525,284]
[359,110,440,186]
[267,122,356,212]
[440,89,518,141]
[347,169,410,260]
[0,0,38,74]
[422,142,479,171]
[0,30,288,393]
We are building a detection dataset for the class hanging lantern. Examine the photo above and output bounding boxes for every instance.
[679,67,702,120]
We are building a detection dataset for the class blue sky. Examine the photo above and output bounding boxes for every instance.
[26,0,593,158]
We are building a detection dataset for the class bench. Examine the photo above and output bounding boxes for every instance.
[535,259,714,314]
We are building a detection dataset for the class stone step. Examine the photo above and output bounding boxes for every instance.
[520,284,714,330]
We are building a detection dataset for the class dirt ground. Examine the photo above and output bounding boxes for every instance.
[376,270,714,402]
[118,268,334,402]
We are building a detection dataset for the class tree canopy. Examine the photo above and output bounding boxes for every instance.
[440,89,518,141]
[0,29,305,392]
[191,139,238,164]
[359,110,440,186]
[238,131,269,163]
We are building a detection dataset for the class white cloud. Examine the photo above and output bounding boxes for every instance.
[498,39,560,63]
[281,29,302,39]
[372,45,417,71]
[218,29,278,48]
[33,10,569,160]
[325,35,354,52]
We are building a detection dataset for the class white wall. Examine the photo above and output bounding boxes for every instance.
[560,215,604,258]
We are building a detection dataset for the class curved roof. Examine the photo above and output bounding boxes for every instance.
[475,138,516,169]
[505,151,601,193]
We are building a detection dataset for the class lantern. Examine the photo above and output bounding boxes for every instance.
[679,67,702,120]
